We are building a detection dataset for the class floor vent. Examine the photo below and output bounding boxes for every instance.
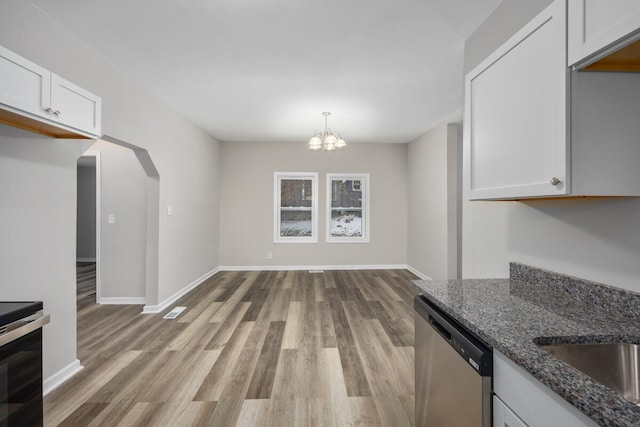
[163,306,187,319]
[309,270,324,274]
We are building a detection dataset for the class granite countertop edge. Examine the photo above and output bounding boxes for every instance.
[412,263,640,427]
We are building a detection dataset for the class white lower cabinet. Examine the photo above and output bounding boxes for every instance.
[494,395,527,427]
[493,350,597,427]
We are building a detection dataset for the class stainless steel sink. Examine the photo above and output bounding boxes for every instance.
[539,342,640,404]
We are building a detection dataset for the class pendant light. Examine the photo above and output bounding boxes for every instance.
[308,112,346,151]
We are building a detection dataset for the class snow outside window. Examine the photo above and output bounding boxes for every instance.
[326,173,370,243]
[274,172,318,243]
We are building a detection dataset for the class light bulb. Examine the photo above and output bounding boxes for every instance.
[324,134,337,145]
[309,136,322,150]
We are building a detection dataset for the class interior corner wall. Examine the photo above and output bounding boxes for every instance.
[76,164,96,260]
[407,121,459,280]
[461,0,640,291]
[219,141,408,268]
[0,0,221,382]
[91,140,147,300]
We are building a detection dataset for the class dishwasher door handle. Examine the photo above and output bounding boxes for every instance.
[414,295,493,376]
[429,315,453,341]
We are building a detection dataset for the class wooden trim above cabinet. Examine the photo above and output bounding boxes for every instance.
[584,38,640,72]
[0,108,92,139]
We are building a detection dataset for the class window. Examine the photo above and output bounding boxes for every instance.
[326,173,370,243]
[274,172,318,243]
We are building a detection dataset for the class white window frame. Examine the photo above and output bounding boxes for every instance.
[274,172,318,243]
[326,173,370,243]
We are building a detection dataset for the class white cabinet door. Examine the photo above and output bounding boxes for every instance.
[51,74,101,137]
[0,43,101,138]
[494,395,528,427]
[494,350,597,427]
[0,44,51,120]
[568,0,640,67]
[464,0,568,200]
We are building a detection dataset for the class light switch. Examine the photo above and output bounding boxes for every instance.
[108,214,116,224]
[167,206,174,216]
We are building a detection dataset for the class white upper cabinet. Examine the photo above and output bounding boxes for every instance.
[0,45,51,121]
[464,0,568,200]
[0,44,101,138]
[464,0,640,200]
[50,74,101,137]
[568,0,640,69]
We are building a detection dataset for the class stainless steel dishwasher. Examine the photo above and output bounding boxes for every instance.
[414,295,492,427]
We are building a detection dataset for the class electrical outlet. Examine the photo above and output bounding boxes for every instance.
[267,252,273,260]
[108,214,116,224]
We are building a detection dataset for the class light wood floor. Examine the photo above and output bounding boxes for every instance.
[45,268,418,426]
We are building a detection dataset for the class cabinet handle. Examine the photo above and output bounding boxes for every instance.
[53,110,61,117]
[44,107,53,114]
[550,177,561,186]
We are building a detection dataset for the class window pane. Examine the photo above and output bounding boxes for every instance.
[281,179,312,208]
[330,208,362,237]
[275,173,317,242]
[331,180,362,208]
[280,209,312,237]
[330,179,363,238]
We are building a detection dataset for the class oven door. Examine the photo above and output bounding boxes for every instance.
[0,314,48,427]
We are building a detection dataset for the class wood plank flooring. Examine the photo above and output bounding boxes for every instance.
[45,268,418,426]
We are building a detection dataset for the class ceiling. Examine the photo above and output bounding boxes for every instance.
[30,0,501,144]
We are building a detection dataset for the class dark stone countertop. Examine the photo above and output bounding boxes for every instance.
[412,263,640,427]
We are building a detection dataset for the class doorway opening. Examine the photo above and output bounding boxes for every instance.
[76,151,100,307]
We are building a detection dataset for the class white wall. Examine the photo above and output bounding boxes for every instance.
[219,141,408,268]
[76,162,96,260]
[91,140,147,300]
[0,124,92,384]
[407,121,460,280]
[0,0,221,382]
[462,0,640,291]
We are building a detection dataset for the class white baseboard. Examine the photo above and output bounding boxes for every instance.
[76,258,96,263]
[99,297,146,305]
[142,267,220,314]
[218,264,409,272]
[406,265,432,281]
[43,359,83,396]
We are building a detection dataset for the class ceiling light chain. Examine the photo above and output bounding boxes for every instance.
[308,112,346,151]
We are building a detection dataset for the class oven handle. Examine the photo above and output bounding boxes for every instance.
[0,312,50,347]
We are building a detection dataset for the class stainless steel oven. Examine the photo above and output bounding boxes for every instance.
[0,302,50,427]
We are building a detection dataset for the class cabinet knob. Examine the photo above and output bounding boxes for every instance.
[550,177,561,186]
[53,110,61,117]
[44,107,53,114]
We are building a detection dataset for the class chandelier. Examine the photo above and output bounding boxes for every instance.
[308,112,346,151]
